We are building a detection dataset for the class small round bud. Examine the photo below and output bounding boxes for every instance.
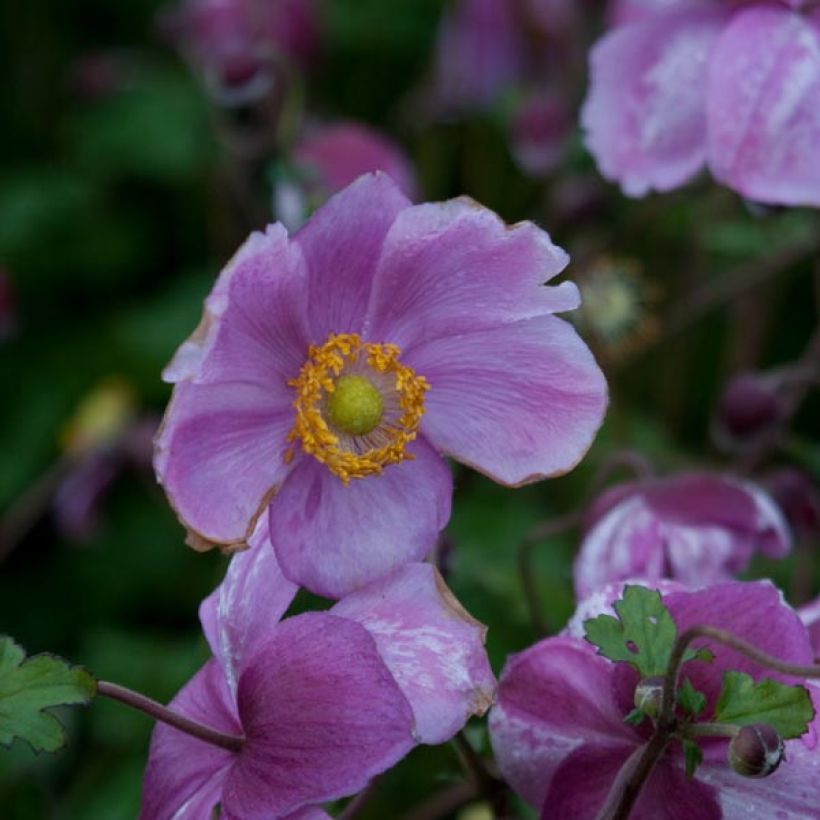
[767,468,820,540]
[727,723,784,778]
[716,373,780,446]
[633,676,665,719]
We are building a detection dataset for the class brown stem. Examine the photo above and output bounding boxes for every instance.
[97,681,244,753]
[451,732,507,817]
[339,777,380,820]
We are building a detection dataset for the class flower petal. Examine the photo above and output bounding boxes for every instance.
[139,659,240,820]
[542,746,721,819]
[489,636,635,809]
[664,580,815,709]
[223,612,415,818]
[409,315,607,486]
[163,223,309,387]
[364,199,577,350]
[294,172,410,340]
[199,520,298,697]
[581,7,727,196]
[332,563,496,744]
[155,380,294,547]
[707,5,820,206]
[269,438,452,598]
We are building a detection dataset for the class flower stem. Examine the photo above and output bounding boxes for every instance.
[96,680,244,753]
[680,722,740,739]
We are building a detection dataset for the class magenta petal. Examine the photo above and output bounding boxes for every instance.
[665,580,815,708]
[799,596,820,655]
[707,6,820,206]
[269,438,452,598]
[223,612,415,818]
[582,8,726,196]
[294,172,410,340]
[199,520,298,696]
[410,315,607,486]
[364,199,576,350]
[489,636,635,809]
[155,380,294,546]
[140,659,240,820]
[543,747,721,820]
[332,563,496,744]
[163,224,309,387]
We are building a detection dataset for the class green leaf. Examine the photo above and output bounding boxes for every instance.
[623,707,646,727]
[682,739,703,778]
[715,671,815,740]
[583,586,679,677]
[678,678,706,718]
[0,637,96,753]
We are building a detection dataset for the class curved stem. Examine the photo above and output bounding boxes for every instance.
[97,680,244,753]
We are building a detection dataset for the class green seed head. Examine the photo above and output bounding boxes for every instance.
[327,374,384,436]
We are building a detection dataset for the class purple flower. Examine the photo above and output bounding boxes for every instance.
[155,173,607,597]
[141,524,496,818]
[490,580,820,818]
[582,0,820,206]
[573,473,791,599]
[275,122,417,230]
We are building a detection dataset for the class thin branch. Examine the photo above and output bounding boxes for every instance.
[97,680,245,753]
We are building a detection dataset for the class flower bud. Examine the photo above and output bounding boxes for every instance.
[767,468,820,540]
[727,723,784,778]
[715,373,779,446]
[633,676,665,719]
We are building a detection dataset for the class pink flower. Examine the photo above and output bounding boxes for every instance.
[573,473,791,599]
[141,525,495,818]
[582,0,820,205]
[155,173,607,597]
[275,122,417,229]
[490,580,820,819]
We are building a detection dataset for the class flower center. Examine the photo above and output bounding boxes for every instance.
[327,374,384,435]
[286,333,428,483]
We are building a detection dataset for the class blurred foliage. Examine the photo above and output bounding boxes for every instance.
[0,0,818,817]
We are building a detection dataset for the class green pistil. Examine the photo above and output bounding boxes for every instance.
[327,374,384,436]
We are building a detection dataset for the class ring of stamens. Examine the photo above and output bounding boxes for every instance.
[286,333,429,483]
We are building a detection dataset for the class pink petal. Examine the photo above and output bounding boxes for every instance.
[489,636,635,809]
[293,173,410,340]
[582,8,727,196]
[542,746,721,819]
[199,520,298,696]
[268,439,452,598]
[332,563,496,744]
[223,612,415,818]
[163,223,309,387]
[707,5,820,206]
[154,380,294,547]
[409,315,607,486]
[609,0,714,27]
[140,659,239,820]
[664,580,815,709]
[799,596,820,656]
[364,199,576,351]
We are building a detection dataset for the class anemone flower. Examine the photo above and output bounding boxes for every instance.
[490,579,820,819]
[141,525,495,818]
[155,172,606,597]
[582,0,820,205]
[573,472,790,599]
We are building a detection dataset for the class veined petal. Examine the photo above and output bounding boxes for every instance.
[223,613,415,818]
[294,172,411,341]
[140,659,240,820]
[268,438,452,599]
[582,7,726,196]
[163,223,310,387]
[154,380,294,548]
[489,636,635,810]
[542,745,721,819]
[409,315,607,486]
[707,5,820,206]
[332,563,496,744]
[364,198,576,350]
[199,520,298,697]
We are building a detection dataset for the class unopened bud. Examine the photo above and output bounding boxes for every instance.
[716,373,779,446]
[727,723,784,778]
[633,676,665,719]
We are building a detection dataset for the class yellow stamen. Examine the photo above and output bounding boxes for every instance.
[286,333,428,483]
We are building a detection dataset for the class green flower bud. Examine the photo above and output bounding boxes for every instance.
[633,676,665,719]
